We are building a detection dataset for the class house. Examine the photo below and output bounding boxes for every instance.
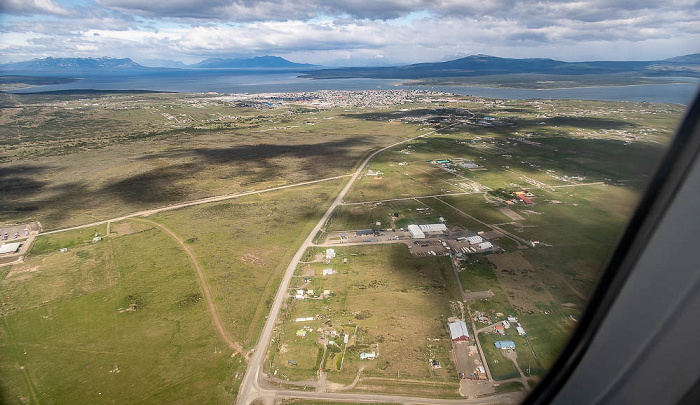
[507,316,518,322]
[325,248,336,260]
[323,290,331,297]
[494,340,516,350]
[322,268,333,276]
[296,329,307,337]
[502,320,511,329]
[360,352,376,360]
[449,320,470,341]
[517,326,526,336]
[495,324,505,335]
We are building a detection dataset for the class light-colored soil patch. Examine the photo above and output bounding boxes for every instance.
[497,207,525,221]
[460,379,495,398]
[240,250,268,267]
[482,230,505,239]
[110,221,153,237]
[463,290,495,300]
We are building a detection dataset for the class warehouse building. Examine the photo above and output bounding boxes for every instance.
[478,241,493,250]
[449,320,470,341]
[408,224,426,239]
[466,235,483,245]
[0,243,21,255]
[419,223,447,234]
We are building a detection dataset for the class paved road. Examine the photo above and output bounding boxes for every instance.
[38,175,351,236]
[236,124,464,405]
[272,389,524,404]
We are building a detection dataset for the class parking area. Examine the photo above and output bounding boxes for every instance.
[0,222,41,242]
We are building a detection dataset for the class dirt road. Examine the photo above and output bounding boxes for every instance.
[134,219,244,356]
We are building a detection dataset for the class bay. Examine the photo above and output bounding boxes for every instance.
[10,68,699,104]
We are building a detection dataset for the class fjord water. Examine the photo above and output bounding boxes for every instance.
[11,68,699,104]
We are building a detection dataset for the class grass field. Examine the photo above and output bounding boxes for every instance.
[0,92,423,230]
[148,180,344,348]
[0,220,244,404]
[269,244,462,391]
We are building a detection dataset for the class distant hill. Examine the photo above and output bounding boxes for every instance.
[136,58,189,69]
[302,54,700,79]
[663,53,700,64]
[0,57,147,73]
[191,55,315,69]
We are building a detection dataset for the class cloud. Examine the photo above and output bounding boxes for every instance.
[0,0,72,16]
[1,1,698,64]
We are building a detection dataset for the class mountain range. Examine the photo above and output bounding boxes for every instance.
[301,53,700,79]
[0,55,315,73]
[1,54,699,81]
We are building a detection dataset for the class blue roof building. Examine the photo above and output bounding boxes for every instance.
[494,340,516,350]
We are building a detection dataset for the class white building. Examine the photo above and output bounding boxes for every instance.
[322,268,334,276]
[466,235,483,245]
[419,223,447,233]
[448,320,470,341]
[325,248,336,260]
[517,326,526,336]
[408,224,426,239]
[0,243,21,255]
[360,352,376,360]
[478,241,493,250]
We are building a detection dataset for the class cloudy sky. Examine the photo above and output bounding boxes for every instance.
[1,0,699,66]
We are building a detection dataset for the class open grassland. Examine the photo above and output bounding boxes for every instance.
[150,181,344,348]
[0,219,244,404]
[0,92,423,230]
[268,244,461,392]
[342,98,682,205]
